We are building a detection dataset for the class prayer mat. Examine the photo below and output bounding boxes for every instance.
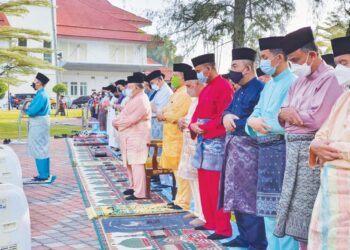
[67,139,231,250]
[87,204,185,220]
[75,159,122,168]
[101,213,193,233]
[75,164,170,207]
[68,140,116,163]
[23,175,57,185]
[105,229,225,249]
[73,138,108,146]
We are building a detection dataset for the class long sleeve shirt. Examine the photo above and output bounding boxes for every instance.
[223,77,264,136]
[190,75,233,139]
[113,92,151,167]
[309,91,350,169]
[161,85,192,169]
[151,83,173,116]
[26,88,50,117]
[163,85,192,124]
[113,92,151,132]
[246,68,296,137]
[281,62,344,134]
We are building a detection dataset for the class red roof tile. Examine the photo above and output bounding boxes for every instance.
[57,0,152,42]
[83,0,151,28]
[0,13,10,26]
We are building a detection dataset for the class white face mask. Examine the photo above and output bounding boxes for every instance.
[335,64,350,86]
[290,53,312,78]
[152,84,160,91]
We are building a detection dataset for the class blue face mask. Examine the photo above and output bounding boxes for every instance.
[196,71,208,84]
[260,59,276,76]
[124,88,132,97]
[228,70,244,83]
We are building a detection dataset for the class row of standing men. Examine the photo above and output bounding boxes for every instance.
[105,26,350,250]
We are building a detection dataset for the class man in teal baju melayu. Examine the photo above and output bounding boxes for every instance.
[26,72,51,181]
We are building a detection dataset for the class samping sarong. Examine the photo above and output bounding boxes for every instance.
[192,119,225,172]
[308,164,350,250]
[98,109,107,131]
[256,134,286,217]
[274,133,320,242]
[218,134,259,214]
[151,117,163,140]
[28,115,50,159]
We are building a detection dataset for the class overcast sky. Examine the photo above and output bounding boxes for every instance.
[108,0,336,72]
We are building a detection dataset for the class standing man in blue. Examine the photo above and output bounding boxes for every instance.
[219,47,267,249]
[26,73,51,181]
[245,37,299,250]
[146,70,173,140]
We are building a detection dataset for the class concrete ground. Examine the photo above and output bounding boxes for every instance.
[10,138,101,250]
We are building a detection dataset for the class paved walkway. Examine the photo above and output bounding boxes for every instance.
[10,138,101,250]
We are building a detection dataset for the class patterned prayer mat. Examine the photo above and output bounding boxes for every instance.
[101,213,193,233]
[68,139,172,208]
[75,159,122,168]
[67,138,235,250]
[105,229,225,249]
[76,163,170,207]
[23,175,57,185]
[72,137,108,146]
[68,140,116,164]
[87,204,184,220]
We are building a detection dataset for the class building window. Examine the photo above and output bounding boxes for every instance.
[18,38,27,47]
[70,82,78,96]
[43,41,52,63]
[80,82,87,96]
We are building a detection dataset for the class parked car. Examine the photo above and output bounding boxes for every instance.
[71,96,90,109]
[14,93,35,109]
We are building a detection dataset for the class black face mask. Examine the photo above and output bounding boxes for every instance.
[228,70,244,84]
[31,82,36,90]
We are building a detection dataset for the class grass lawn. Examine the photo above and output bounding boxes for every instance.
[0,109,83,139]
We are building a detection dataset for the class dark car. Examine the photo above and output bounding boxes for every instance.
[71,96,90,109]
[14,93,35,109]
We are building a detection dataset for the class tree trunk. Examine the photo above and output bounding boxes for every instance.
[232,0,248,48]
[346,21,350,36]
[56,93,59,111]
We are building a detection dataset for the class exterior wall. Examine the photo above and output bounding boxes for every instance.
[58,37,147,65]
[1,2,151,101]
[4,4,58,98]
[60,70,132,98]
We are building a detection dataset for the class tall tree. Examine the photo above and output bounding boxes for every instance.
[52,83,67,110]
[151,0,295,51]
[314,1,350,53]
[0,0,60,88]
[147,35,183,67]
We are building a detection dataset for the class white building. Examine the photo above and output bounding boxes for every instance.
[3,3,57,97]
[2,0,161,99]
